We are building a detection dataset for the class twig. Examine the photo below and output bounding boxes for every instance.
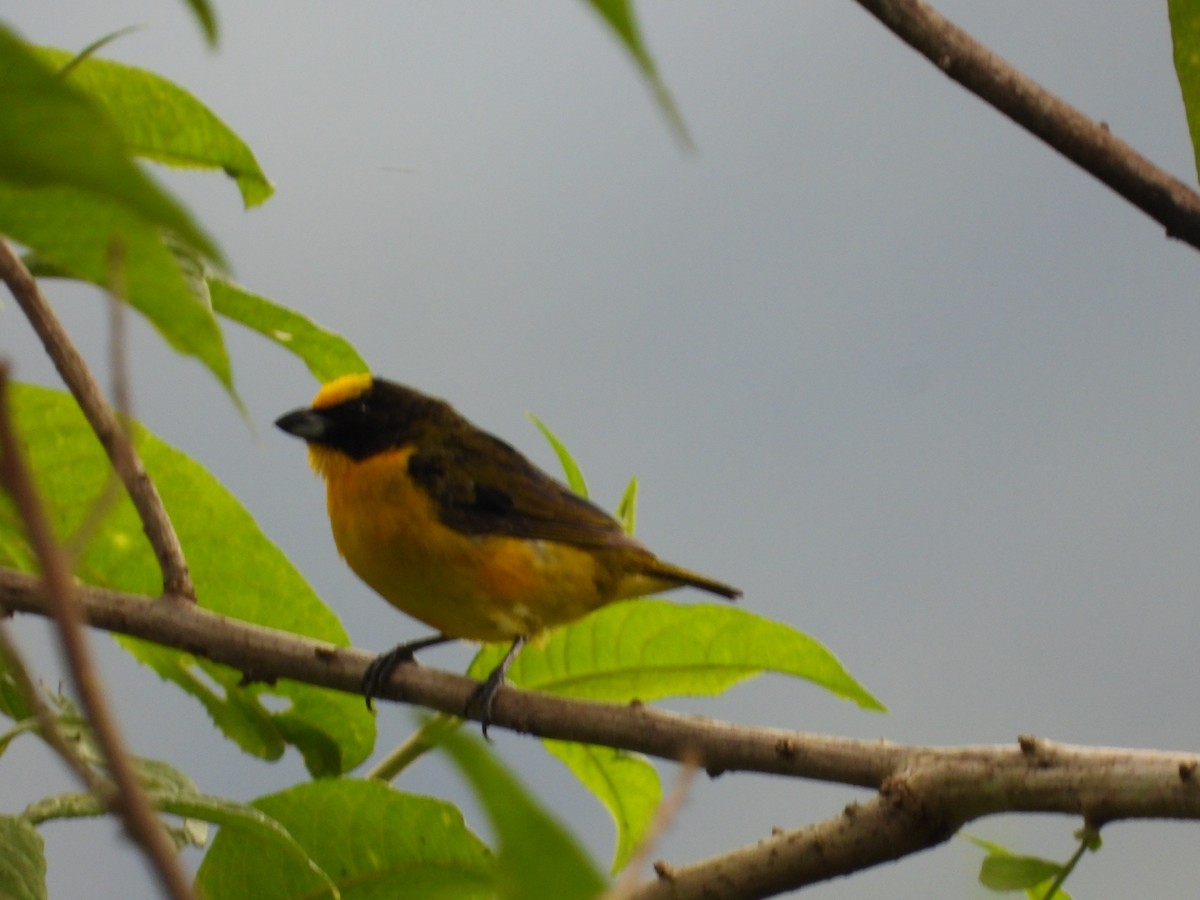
[0,373,194,900]
[63,247,134,565]
[604,752,701,900]
[0,239,193,598]
[854,0,1200,248]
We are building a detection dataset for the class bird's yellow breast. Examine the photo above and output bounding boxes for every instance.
[313,445,613,642]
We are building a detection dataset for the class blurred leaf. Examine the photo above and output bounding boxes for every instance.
[0,384,374,776]
[7,183,234,393]
[179,0,219,46]
[437,725,606,900]
[543,739,659,873]
[1170,0,1200,185]
[469,599,884,711]
[582,0,691,147]
[0,643,34,722]
[196,779,494,900]
[34,46,271,207]
[208,277,369,382]
[529,414,589,497]
[0,24,222,262]
[0,815,46,900]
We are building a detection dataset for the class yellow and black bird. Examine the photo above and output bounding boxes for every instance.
[276,373,740,728]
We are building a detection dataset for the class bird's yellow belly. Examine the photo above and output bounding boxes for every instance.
[323,448,610,642]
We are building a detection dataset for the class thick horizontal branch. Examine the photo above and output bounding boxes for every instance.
[855,0,1200,249]
[4,567,1200,898]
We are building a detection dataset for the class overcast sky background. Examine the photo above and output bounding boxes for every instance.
[4,2,1200,897]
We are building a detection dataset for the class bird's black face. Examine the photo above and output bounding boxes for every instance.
[275,379,444,461]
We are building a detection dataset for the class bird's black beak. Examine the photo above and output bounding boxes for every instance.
[275,408,329,442]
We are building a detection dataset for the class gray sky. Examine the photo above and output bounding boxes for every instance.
[5,1,1200,897]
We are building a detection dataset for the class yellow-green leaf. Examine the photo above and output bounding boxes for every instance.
[469,599,884,711]
[209,277,368,383]
[0,25,222,262]
[5,182,234,394]
[582,0,691,147]
[1171,0,1200,184]
[543,739,660,873]
[34,46,271,208]
[0,383,373,776]
[197,779,494,900]
[528,414,589,497]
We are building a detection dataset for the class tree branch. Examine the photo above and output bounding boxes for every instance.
[2,565,1199,897]
[854,0,1200,248]
[0,239,194,598]
[0,374,194,900]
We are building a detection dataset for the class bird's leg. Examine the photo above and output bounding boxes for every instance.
[467,634,528,738]
[362,633,455,709]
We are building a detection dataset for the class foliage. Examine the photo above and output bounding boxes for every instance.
[0,9,887,897]
[4,2,1197,897]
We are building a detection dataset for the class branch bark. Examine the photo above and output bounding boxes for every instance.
[854,0,1200,248]
[0,239,193,598]
[0,375,194,900]
[2,566,1199,897]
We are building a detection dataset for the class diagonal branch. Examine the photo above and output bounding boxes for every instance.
[0,239,193,598]
[0,374,194,900]
[855,0,1200,248]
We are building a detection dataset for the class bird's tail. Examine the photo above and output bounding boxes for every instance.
[630,559,741,601]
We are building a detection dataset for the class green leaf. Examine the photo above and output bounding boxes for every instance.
[5,182,234,394]
[979,855,1064,891]
[0,383,374,776]
[436,726,606,900]
[0,24,222,262]
[33,46,271,208]
[196,779,495,900]
[528,414,589,497]
[582,0,691,148]
[208,277,369,382]
[543,739,659,873]
[179,0,219,46]
[0,815,46,900]
[469,599,884,711]
[1171,0,1200,185]
[615,477,638,535]
[963,835,1074,900]
[0,643,34,722]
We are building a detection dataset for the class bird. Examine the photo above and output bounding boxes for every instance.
[275,372,740,731]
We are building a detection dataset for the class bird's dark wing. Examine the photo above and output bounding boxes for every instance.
[407,430,639,550]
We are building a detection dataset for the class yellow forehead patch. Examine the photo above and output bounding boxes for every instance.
[312,372,373,409]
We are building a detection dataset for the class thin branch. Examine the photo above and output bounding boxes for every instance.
[0,376,194,900]
[0,239,193,598]
[63,250,134,565]
[854,0,1200,248]
[605,753,701,900]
